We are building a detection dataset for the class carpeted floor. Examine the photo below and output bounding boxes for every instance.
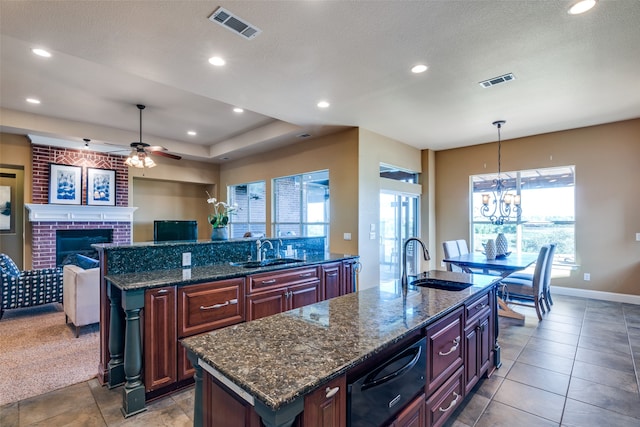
[0,303,99,406]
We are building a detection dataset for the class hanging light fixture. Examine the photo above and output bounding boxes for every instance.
[124,104,157,169]
[480,120,521,225]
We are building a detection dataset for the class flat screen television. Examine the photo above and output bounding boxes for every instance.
[153,220,198,242]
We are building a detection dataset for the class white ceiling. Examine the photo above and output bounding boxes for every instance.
[1,1,639,163]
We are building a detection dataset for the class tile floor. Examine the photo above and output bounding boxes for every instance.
[1,295,639,426]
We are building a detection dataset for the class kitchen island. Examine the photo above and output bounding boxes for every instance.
[98,237,358,417]
[182,270,502,427]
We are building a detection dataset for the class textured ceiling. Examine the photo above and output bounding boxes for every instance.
[1,1,639,162]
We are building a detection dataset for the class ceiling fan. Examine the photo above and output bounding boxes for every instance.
[124,104,182,168]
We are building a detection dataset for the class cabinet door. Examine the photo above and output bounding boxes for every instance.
[144,286,177,392]
[342,260,355,294]
[425,307,463,394]
[391,393,425,427]
[246,288,287,321]
[177,344,195,382]
[464,308,491,394]
[288,280,320,310]
[303,375,346,427]
[321,262,342,300]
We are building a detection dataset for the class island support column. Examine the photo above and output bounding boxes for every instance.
[106,283,124,388]
[121,288,146,417]
[186,350,203,427]
[254,399,303,427]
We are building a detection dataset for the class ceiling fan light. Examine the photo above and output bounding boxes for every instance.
[144,156,156,168]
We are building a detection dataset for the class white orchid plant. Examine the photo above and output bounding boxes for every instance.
[206,191,238,228]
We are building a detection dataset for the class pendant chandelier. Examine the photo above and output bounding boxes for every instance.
[480,120,521,225]
[124,104,156,169]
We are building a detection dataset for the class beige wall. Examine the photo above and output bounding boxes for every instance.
[220,128,360,255]
[0,133,32,266]
[357,128,424,289]
[435,119,640,295]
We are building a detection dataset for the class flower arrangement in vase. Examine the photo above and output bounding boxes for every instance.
[206,192,237,240]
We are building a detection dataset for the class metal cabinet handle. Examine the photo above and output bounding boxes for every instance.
[299,273,312,278]
[326,272,338,277]
[262,279,277,284]
[438,337,460,357]
[474,302,487,310]
[200,299,238,310]
[438,392,460,412]
[325,386,339,398]
[156,289,169,294]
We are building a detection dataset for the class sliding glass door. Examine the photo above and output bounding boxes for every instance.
[379,192,419,291]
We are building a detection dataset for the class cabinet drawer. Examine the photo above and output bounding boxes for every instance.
[425,308,463,394]
[178,278,245,338]
[426,367,463,427]
[465,292,490,325]
[247,266,319,293]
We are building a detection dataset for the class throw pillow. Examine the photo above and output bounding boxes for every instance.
[76,254,100,270]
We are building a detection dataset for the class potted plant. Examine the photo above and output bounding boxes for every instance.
[206,192,237,240]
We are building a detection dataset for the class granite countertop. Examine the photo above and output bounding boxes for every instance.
[181,270,500,411]
[105,253,358,291]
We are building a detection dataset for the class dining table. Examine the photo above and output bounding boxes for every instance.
[443,252,539,320]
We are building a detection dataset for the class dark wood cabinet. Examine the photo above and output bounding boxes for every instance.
[464,293,492,394]
[426,367,463,427]
[246,267,320,321]
[342,260,355,294]
[390,393,425,427]
[321,262,342,300]
[425,307,463,395]
[144,286,177,392]
[203,373,261,427]
[303,375,346,427]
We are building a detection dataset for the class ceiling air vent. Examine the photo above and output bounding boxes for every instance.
[208,7,261,40]
[479,73,515,88]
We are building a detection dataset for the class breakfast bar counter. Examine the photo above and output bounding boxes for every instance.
[182,270,502,427]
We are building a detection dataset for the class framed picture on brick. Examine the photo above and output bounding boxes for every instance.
[87,167,116,206]
[49,163,82,205]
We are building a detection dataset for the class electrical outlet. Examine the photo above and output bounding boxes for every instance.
[583,273,590,281]
[369,231,376,240]
[182,252,191,267]
[343,232,352,241]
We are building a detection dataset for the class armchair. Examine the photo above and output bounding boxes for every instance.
[63,263,100,337]
[0,253,63,320]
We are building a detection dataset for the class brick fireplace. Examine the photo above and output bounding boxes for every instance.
[27,144,134,269]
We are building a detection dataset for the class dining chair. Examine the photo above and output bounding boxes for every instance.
[443,240,469,273]
[500,245,549,321]
[507,243,556,311]
[456,239,469,255]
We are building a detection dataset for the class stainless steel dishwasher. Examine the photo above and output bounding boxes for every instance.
[348,337,426,426]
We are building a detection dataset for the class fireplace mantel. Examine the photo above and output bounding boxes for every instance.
[25,204,137,222]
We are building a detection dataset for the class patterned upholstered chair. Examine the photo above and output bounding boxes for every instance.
[0,253,63,320]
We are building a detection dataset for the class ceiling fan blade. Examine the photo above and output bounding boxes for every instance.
[146,145,168,152]
[151,151,182,160]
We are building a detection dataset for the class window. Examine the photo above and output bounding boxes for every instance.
[471,166,575,267]
[273,170,329,244]
[379,164,419,183]
[228,181,266,238]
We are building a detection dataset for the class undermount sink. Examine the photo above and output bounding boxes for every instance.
[410,278,473,291]
[229,258,305,268]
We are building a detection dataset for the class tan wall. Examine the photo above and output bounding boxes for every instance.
[357,128,424,289]
[0,133,33,266]
[220,128,359,257]
[435,119,640,295]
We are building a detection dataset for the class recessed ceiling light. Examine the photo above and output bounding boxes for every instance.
[31,48,51,58]
[187,131,197,136]
[317,101,330,109]
[208,56,226,66]
[233,107,244,113]
[26,98,41,104]
[411,64,428,73]
[568,0,596,15]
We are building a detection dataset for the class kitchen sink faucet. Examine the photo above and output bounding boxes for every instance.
[256,238,274,262]
[401,237,430,287]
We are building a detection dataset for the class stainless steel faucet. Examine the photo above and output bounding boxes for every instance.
[401,237,430,286]
[256,238,274,262]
